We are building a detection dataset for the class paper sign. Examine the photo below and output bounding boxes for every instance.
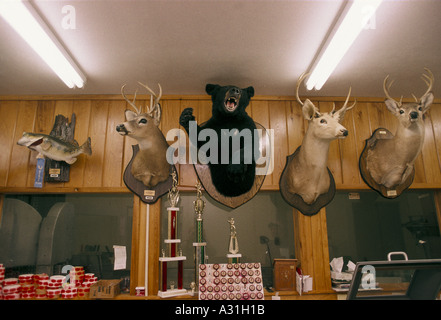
[113,245,127,270]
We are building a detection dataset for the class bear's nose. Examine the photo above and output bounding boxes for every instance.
[231,87,240,95]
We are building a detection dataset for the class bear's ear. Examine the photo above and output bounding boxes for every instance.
[245,86,254,98]
[206,84,221,96]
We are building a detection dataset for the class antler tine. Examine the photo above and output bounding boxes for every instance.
[138,82,162,122]
[420,67,434,99]
[335,87,356,117]
[411,94,419,102]
[383,75,402,107]
[341,87,354,110]
[138,82,162,104]
[296,72,310,106]
[121,84,140,114]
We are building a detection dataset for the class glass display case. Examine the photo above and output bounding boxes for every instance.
[347,259,441,300]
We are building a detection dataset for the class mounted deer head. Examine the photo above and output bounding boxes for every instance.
[117,82,170,188]
[361,68,434,194]
[280,72,356,212]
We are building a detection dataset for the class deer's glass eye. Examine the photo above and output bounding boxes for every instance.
[399,110,404,114]
[139,118,147,124]
[320,119,327,124]
[418,106,423,111]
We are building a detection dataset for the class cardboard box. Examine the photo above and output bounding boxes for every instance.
[89,280,121,299]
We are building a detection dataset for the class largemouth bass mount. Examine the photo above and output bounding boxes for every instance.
[17,132,92,165]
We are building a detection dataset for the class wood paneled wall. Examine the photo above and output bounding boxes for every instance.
[1,95,441,296]
[1,96,441,192]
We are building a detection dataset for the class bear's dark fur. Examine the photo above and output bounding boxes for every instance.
[179,84,258,197]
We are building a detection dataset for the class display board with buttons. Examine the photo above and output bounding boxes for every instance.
[198,263,264,300]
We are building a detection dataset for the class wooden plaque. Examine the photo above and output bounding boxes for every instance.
[123,145,177,204]
[193,122,269,209]
[279,146,336,216]
[359,127,414,199]
[273,259,298,291]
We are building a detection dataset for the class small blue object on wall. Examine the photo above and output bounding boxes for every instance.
[34,155,45,188]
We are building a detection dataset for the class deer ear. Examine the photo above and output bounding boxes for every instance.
[302,99,319,120]
[420,92,434,112]
[125,110,138,121]
[385,99,400,115]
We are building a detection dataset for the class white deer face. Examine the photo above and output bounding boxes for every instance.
[302,99,350,140]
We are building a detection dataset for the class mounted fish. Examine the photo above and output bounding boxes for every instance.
[279,72,356,215]
[117,82,176,204]
[359,68,435,198]
[17,132,92,165]
[17,113,92,184]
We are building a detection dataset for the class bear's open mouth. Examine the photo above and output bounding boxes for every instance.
[225,97,238,112]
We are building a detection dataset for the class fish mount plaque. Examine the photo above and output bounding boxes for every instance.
[359,128,414,199]
[123,145,177,204]
[279,146,336,216]
[45,114,77,182]
[193,122,269,209]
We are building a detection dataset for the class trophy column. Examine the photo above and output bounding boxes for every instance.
[192,182,207,286]
[158,172,188,298]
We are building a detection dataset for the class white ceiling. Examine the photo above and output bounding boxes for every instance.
[1,0,441,98]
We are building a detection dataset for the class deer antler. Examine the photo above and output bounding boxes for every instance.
[341,87,356,111]
[418,67,434,101]
[383,75,403,107]
[138,82,162,122]
[121,85,140,114]
[296,72,310,106]
[333,87,356,121]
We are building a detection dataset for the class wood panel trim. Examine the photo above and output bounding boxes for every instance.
[3,94,441,103]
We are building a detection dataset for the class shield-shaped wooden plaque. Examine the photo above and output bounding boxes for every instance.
[359,127,414,199]
[123,145,177,204]
[279,146,336,216]
[193,122,270,209]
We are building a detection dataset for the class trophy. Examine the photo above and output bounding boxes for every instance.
[227,218,242,263]
[192,182,207,286]
[158,172,188,298]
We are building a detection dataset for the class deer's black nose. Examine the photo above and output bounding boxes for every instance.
[343,130,349,136]
[410,111,418,119]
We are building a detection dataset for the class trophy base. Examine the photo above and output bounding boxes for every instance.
[158,289,188,298]
[227,253,242,263]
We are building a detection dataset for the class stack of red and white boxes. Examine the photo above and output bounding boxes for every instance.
[0,264,5,299]
[0,265,98,300]
[78,271,98,298]
[2,277,20,300]
[47,275,65,299]
[34,273,50,299]
[18,274,35,299]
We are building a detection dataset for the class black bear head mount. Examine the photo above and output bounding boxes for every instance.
[206,84,254,119]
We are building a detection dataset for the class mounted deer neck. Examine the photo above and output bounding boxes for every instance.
[116,82,170,188]
[365,68,434,189]
[285,72,356,204]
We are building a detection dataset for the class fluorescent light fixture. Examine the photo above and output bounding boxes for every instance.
[0,0,86,88]
[306,0,383,91]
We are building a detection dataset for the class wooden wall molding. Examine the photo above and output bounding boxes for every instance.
[1,94,441,297]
